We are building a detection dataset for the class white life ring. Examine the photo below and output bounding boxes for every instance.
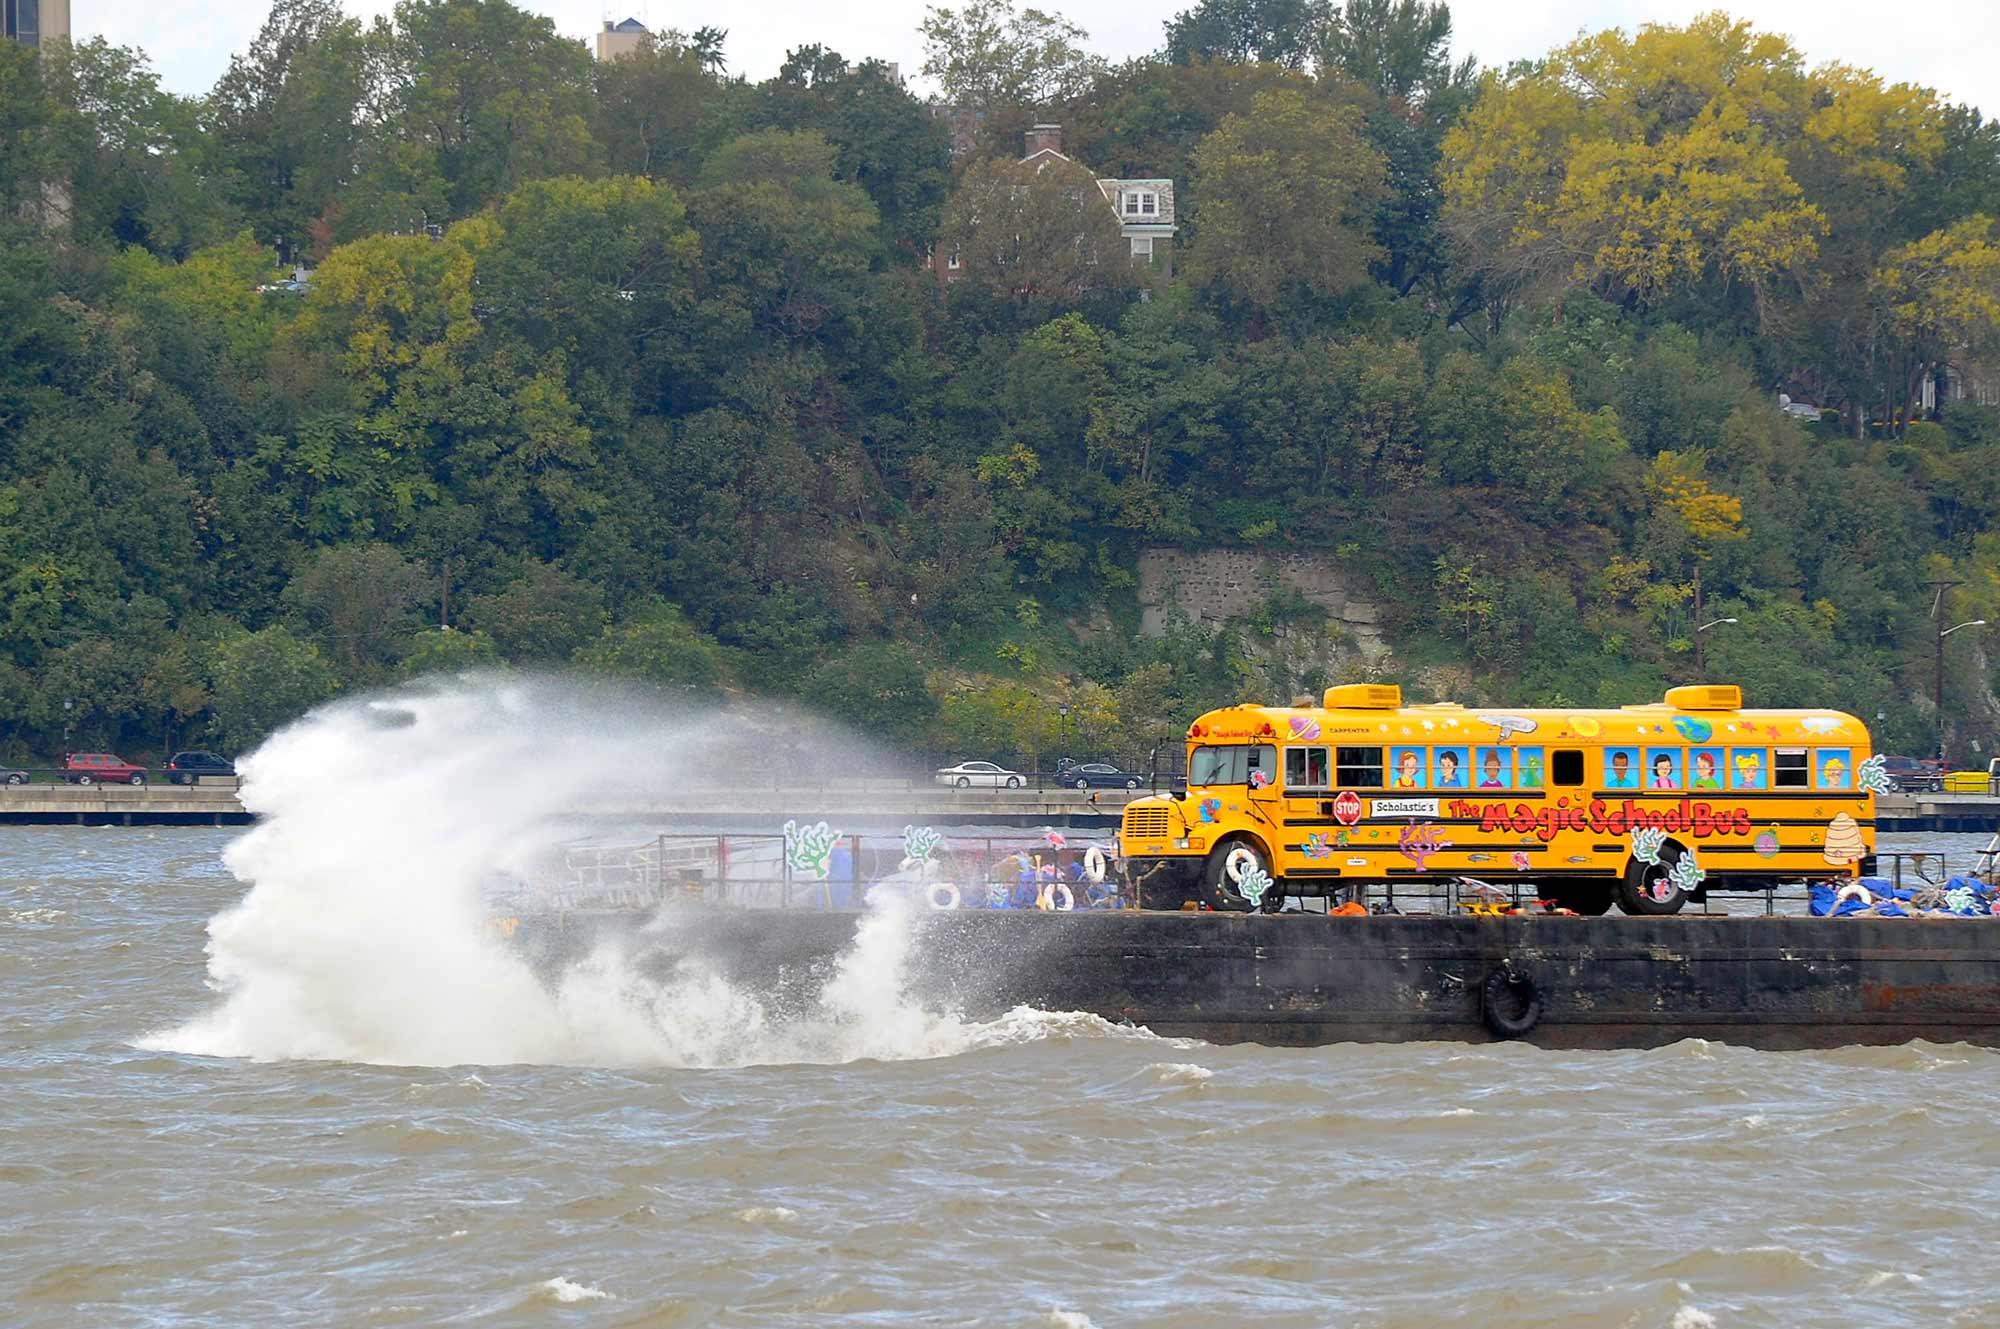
[1224,845,1258,883]
[1044,883,1075,912]
[927,882,962,911]
[1083,846,1107,883]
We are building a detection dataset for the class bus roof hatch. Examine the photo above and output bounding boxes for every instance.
[1323,684,1402,709]
[1664,684,1742,711]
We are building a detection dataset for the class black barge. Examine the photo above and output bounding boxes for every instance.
[520,908,2000,1050]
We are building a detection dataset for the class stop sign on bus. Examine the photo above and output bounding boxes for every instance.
[1332,790,1362,825]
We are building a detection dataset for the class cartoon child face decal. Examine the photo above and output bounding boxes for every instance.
[1691,749,1721,789]
[1436,750,1463,787]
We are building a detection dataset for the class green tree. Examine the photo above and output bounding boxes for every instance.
[462,561,607,660]
[351,0,596,231]
[573,606,732,696]
[1319,0,1472,104]
[592,31,745,186]
[755,47,953,255]
[918,0,1103,112]
[398,624,501,675]
[282,542,429,675]
[209,625,340,751]
[207,0,378,261]
[936,153,1137,318]
[1185,88,1387,315]
[44,38,228,256]
[1162,0,1330,68]
[806,642,938,746]
[689,130,882,342]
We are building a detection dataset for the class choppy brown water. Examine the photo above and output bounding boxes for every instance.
[6,826,2000,1328]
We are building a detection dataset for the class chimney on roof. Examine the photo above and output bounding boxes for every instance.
[1024,124,1063,158]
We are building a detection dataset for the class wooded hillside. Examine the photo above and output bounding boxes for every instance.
[3,0,1999,765]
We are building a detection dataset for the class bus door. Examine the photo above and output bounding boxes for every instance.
[1283,744,1332,815]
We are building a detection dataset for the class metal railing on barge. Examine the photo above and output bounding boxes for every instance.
[492,835,1999,923]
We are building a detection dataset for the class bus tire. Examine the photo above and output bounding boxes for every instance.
[1202,838,1267,912]
[1618,842,1689,915]
[1482,967,1542,1039]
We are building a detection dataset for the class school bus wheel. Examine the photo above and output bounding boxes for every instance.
[1202,836,1271,912]
[1617,841,1690,916]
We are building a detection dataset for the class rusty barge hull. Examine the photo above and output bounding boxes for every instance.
[523,910,2000,1050]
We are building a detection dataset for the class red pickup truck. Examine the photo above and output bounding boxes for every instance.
[62,753,148,786]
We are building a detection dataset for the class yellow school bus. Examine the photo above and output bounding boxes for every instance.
[1119,684,1879,915]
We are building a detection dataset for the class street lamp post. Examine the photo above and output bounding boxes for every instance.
[1056,702,1070,775]
[1693,617,1737,683]
[62,698,73,752]
[1935,619,1986,764]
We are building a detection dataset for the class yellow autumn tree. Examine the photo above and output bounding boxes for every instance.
[1870,215,2000,410]
[1441,12,1835,309]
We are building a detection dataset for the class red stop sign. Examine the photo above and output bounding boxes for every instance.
[1332,790,1362,825]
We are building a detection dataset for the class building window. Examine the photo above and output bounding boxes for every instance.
[1130,236,1153,259]
[1123,190,1158,218]
[946,251,960,270]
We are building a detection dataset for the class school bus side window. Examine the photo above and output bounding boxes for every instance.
[1285,746,1330,790]
[1552,750,1585,787]
[1774,748,1809,788]
[1336,746,1383,788]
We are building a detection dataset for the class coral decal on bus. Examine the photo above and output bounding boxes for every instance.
[1446,797,1755,841]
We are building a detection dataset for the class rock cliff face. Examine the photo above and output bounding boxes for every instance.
[1136,548,1389,663]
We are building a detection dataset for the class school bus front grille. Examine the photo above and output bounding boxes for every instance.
[1123,806,1173,841]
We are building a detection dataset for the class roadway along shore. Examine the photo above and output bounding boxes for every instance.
[0,784,1989,831]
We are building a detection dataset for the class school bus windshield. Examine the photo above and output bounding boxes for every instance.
[1190,744,1276,786]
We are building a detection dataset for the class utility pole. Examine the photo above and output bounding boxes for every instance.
[1927,578,1967,764]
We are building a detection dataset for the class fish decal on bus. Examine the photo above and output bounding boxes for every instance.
[1478,714,1538,741]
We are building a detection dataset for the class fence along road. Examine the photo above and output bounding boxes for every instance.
[4,780,1992,831]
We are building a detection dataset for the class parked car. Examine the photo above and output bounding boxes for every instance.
[1878,754,1943,792]
[936,760,1023,789]
[1057,760,1144,790]
[166,751,236,784]
[62,752,147,786]
[3,768,26,786]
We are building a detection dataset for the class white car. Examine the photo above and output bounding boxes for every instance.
[936,761,1023,789]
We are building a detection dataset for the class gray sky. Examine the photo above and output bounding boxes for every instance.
[92,0,2000,117]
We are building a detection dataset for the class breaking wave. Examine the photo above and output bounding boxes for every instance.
[143,674,1105,1069]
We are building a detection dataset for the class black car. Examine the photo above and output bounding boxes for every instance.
[1058,760,1145,790]
[166,751,236,785]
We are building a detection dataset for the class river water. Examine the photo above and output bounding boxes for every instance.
[7,680,2000,1327]
[6,825,1999,1328]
